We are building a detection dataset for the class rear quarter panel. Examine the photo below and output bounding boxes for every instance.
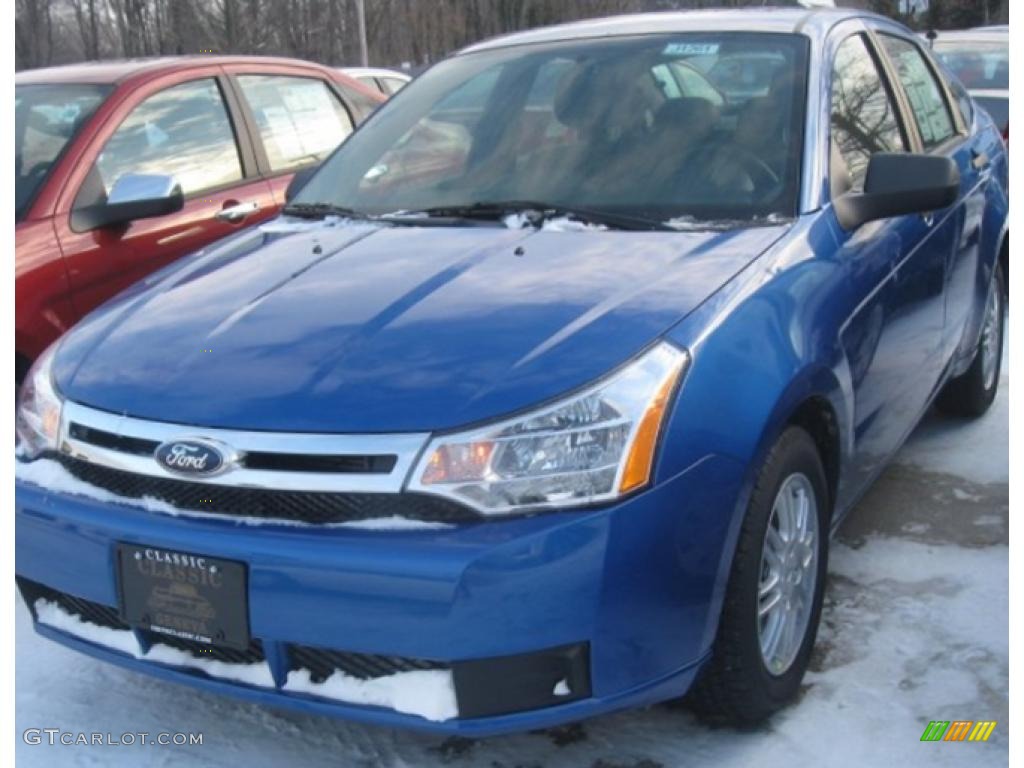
[952,111,1008,372]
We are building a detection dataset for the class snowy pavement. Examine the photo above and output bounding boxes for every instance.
[15,338,1008,767]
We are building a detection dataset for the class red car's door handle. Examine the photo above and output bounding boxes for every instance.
[216,201,260,223]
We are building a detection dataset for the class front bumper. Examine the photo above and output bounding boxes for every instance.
[15,453,744,735]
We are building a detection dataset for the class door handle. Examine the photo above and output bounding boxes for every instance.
[216,201,260,223]
[971,150,990,170]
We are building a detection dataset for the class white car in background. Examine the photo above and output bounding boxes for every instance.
[340,67,411,96]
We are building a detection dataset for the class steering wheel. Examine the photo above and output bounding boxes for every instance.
[727,146,781,193]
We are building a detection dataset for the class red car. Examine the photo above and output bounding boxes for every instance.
[16,56,383,381]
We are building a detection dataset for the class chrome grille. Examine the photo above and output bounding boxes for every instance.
[58,400,430,494]
[49,400,479,525]
[68,422,398,474]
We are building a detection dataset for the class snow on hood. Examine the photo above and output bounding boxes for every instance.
[502,212,608,232]
[53,219,788,432]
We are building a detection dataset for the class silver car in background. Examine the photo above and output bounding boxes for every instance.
[929,27,1009,144]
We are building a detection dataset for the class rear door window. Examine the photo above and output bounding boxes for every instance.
[879,35,956,150]
[237,75,354,173]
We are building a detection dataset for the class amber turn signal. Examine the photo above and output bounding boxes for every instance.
[619,356,685,493]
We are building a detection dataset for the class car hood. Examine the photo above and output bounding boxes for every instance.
[55,218,787,432]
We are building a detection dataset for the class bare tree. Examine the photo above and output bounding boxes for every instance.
[16,0,56,69]
[13,0,1007,72]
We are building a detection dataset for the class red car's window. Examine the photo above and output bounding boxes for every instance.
[236,75,354,173]
[15,83,110,219]
[93,78,243,197]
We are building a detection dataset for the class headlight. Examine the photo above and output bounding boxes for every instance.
[16,342,64,459]
[409,342,688,515]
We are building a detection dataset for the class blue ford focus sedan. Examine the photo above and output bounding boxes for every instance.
[16,8,1008,735]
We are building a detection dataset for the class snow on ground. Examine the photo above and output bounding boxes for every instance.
[15,334,1009,767]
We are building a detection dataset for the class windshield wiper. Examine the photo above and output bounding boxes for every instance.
[384,200,675,232]
[280,202,368,220]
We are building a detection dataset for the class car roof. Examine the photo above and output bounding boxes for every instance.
[15,55,341,86]
[460,7,892,54]
[341,67,411,80]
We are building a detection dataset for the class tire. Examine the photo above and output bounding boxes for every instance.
[689,426,829,726]
[936,263,1005,418]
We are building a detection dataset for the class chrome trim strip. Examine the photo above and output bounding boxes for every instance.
[58,401,430,494]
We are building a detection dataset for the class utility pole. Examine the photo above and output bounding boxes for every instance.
[356,0,368,66]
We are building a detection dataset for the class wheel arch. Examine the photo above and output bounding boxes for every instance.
[690,361,850,656]
[999,228,1008,297]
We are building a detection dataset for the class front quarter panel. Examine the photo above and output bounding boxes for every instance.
[15,219,78,362]
[659,214,849,485]
[658,214,851,652]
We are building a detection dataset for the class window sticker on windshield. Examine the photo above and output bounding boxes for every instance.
[662,42,720,57]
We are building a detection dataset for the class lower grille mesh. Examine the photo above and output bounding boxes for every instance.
[55,454,478,525]
[19,578,128,631]
[18,579,265,665]
[139,630,266,665]
[287,643,446,683]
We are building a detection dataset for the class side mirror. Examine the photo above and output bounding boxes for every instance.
[285,164,319,202]
[834,153,960,231]
[74,173,184,231]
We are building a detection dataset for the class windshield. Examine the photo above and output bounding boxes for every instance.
[933,40,1008,90]
[16,83,110,220]
[296,33,809,226]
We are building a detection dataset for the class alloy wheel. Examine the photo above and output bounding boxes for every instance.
[757,472,819,676]
[980,282,1003,391]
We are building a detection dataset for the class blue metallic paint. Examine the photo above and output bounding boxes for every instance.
[17,450,742,734]
[53,224,787,433]
[17,7,1009,734]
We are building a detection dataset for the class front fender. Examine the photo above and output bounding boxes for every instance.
[657,212,852,652]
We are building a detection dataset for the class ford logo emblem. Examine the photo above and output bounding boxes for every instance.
[154,439,228,477]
